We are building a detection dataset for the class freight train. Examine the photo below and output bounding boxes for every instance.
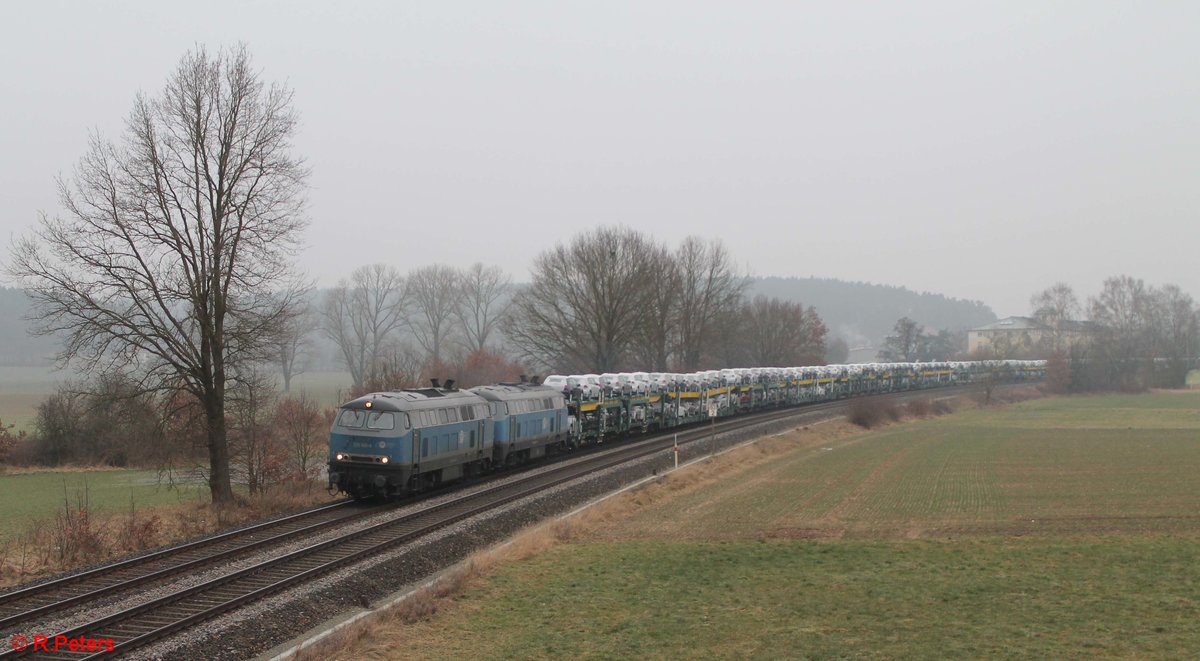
[328,360,1044,498]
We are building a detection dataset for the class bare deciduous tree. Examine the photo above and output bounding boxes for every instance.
[8,45,308,505]
[454,263,511,354]
[1151,285,1200,367]
[273,392,327,478]
[227,370,278,496]
[741,296,827,367]
[877,317,924,362]
[1086,275,1157,390]
[407,264,461,369]
[824,336,850,364]
[675,237,747,370]
[322,264,407,388]
[349,342,425,397]
[506,226,660,373]
[629,242,679,371]
[919,329,964,361]
[1030,282,1080,352]
[275,303,317,393]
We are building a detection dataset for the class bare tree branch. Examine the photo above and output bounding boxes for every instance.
[506,226,661,373]
[675,237,747,369]
[320,264,407,388]
[453,262,512,355]
[407,264,461,368]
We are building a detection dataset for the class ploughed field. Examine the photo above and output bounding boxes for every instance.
[342,391,1200,659]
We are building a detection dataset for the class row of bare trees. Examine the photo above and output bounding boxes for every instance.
[307,228,827,382]
[871,278,1199,385]
[1044,277,1199,390]
[505,227,827,373]
[316,262,513,389]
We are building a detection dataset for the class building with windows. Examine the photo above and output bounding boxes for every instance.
[967,316,1093,356]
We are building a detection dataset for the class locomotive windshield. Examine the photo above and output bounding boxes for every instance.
[338,409,405,430]
[366,411,396,430]
[338,409,368,428]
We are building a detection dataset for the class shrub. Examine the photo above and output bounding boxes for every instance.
[931,399,954,415]
[905,399,934,418]
[51,498,104,563]
[119,511,162,552]
[847,398,900,429]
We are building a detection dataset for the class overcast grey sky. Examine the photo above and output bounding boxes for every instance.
[2,1,1196,316]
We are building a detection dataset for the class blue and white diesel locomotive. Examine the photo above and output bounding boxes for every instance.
[328,379,567,498]
[329,360,1044,498]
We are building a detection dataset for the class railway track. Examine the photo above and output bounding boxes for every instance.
[0,386,983,659]
[0,499,387,633]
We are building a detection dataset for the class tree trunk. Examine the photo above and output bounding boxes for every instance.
[205,395,235,505]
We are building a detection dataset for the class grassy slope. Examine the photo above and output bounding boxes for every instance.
[390,539,1200,659]
[348,391,1200,660]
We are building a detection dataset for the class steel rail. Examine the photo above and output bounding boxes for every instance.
[0,499,383,632]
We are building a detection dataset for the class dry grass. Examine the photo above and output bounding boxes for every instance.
[0,480,335,588]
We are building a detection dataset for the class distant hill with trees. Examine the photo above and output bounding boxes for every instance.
[748,277,996,350]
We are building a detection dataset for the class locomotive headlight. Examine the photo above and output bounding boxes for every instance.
[381,456,389,464]
[336,453,345,461]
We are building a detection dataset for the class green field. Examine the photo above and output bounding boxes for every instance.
[599,390,1200,540]
[0,469,206,539]
[347,391,1200,660]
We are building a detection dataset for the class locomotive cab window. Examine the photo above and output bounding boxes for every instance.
[337,409,367,429]
[366,411,395,430]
